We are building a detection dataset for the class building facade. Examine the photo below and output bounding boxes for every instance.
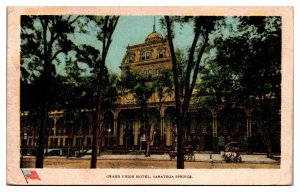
[21,30,281,156]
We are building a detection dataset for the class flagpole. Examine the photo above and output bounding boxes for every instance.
[20,169,28,184]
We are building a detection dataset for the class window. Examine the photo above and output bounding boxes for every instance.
[158,50,165,58]
[64,138,69,146]
[141,51,151,60]
[144,70,147,76]
[54,138,58,147]
[75,138,80,147]
[141,52,146,60]
[28,138,32,146]
[50,138,54,146]
[64,138,68,146]
[87,138,92,146]
[156,69,160,75]
[146,52,151,59]
[67,138,72,146]
[148,69,152,78]
[128,54,134,63]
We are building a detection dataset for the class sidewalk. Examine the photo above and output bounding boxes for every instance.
[37,150,280,164]
[74,153,279,164]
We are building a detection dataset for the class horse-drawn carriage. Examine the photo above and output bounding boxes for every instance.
[221,141,242,163]
[169,147,195,161]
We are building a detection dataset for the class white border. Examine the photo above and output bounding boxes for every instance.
[1,0,298,192]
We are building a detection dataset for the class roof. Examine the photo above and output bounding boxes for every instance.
[145,31,163,43]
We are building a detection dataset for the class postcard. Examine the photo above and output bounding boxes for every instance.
[7,6,293,185]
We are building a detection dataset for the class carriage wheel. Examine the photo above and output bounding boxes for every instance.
[225,156,230,163]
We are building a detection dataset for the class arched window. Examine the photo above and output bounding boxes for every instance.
[158,50,165,58]
[146,52,151,59]
[128,54,134,63]
[141,52,146,60]
[144,70,147,76]
[141,51,151,60]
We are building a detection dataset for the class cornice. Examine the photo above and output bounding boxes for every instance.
[121,58,172,67]
[127,39,168,50]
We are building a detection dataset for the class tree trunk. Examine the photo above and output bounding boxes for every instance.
[90,16,119,168]
[91,64,105,168]
[91,103,101,168]
[177,124,185,169]
[165,16,185,169]
[141,104,151,157]
[262,104,273,158]
[35,63,51,168]
[35,18,51,168]
[265,126,273,158]
[36,106,47,168]
[177,112,186,169]
[97,127,103,156]
[247,136,253,154]
[67,133,74,157]
[265,111,273,158]
[145,140,150,157]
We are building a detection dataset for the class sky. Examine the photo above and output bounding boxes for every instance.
[72,16,238,75]
[5,3,298,192]
[73,16,195,75]
[107,16,167,74]
[23,16,238,79]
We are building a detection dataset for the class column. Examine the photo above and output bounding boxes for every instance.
[58,135,61,146]
[83,136,87,147]
[119,121,124,146]
[48,136,51,146]
[62,137,65,146]
[134,118,139,146]
[212,112,218,153]
[159,107,165,146]
[249,117,252,138]
[88,114,92,135]
[150,127,154,146]
[160,116,164,144]
[246,113,252,154]
[113,118,118,146]
[166,119,171,146]
[53,117,57,135]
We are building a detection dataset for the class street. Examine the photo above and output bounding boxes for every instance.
[22,153,280,169]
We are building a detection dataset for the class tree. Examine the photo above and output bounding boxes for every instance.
[195,16,281,157]
[21,15,81,168]
[60,52,119,158]
[164,16,220,169]
[119,71,154,156]
[153,70,173,109]
[152,70,173,145]
[86,16,119,168]
[21,15,119,168]
[119,68,173,155]
[230,17,281,157]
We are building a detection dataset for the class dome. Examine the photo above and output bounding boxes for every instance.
[145,31,163,43]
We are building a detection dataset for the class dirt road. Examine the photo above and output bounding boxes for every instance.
[23,157,279,169]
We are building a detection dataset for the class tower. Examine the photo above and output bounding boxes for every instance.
[120,25,172,78]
